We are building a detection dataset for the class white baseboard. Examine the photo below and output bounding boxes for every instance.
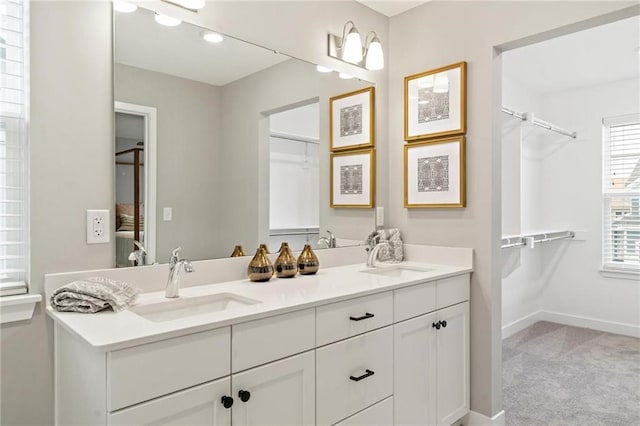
[465,410,505,426]
[501,311,542,339]
[539,310,640,338]
[502,310,640,339]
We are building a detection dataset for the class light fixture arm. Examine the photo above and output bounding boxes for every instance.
[338,21,357,49]
[363,31,379,55]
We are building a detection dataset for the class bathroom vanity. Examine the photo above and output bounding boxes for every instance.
[47,247,471,426]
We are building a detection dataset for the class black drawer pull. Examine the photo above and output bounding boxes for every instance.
[350,312,375,321]
[221,396,234,409]
[432,321,441,330]
[238,390,251,402]
[350,369,375,382]
[440,320,447,328]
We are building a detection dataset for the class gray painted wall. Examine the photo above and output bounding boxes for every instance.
[1,0,636,424]
[388,0,638,417]
[115,63,222,262]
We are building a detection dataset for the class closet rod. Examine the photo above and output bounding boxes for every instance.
[501,106,577,139]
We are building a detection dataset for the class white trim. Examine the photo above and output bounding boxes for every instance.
[465,410,505,426]
[114,102,157,265]
[600,267,640,280]
[0,294,41,324]
[539,310,640,338]
[502,310,640,339]
[501,310,542,339]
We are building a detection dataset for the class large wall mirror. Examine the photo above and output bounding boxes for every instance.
[114,5,375,267]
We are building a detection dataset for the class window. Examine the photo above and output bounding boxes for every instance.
[0,0,29,296]
[603,114,640,272]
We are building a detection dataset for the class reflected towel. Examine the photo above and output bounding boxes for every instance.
[50,277,140,313]
[367,228,404,262]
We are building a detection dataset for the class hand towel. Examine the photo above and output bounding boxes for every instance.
[50,276,140,313]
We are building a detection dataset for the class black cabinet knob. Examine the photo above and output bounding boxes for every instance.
[238,390,251,402]
[221,396,234,409]
[441,320,447,328]
[432,322,441,330]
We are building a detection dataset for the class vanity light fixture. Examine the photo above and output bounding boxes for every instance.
[113,0,137,13]
[201,31,224,43]
[328,21,385,71]
[338,72,354,80]
[161,0,205,11]
[316,65,333,73]
[154,12,182,27]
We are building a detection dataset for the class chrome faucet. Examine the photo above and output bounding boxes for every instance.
[366,239,388,268]
[165,247,194,298]
[128,240,147,266]
[318,230,337,248]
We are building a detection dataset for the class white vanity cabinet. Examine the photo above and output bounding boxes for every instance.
[53,272,470,426]
[394,276,470,426]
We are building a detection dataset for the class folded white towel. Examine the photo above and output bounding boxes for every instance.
[50,277,140,313]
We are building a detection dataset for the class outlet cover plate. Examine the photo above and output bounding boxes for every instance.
[87,209,110,244]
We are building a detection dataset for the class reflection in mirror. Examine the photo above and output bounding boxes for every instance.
[114,6,375,266]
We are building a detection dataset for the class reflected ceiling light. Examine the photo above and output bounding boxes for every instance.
[417,75,434,89]
[154,13,181,27]
[327,21,384,71]
[433,74,449,93]
[201,31,223,43]
[113,0,137,13]
[338,72,354,80]
[316,65,333,73]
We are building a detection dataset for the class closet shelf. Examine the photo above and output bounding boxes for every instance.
[501,230,575,249]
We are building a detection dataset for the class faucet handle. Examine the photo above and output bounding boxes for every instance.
[170,246,182,265]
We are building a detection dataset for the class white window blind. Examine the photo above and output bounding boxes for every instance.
[603,114,640,272]
[0,0,29,296]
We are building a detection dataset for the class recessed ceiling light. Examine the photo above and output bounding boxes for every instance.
[201,31,224,43]
[154,13,182,27]
[338,72,354,80]
[316,65,333,73]
[113,0,137,13]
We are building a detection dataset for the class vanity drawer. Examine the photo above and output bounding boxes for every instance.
[436,274,470,309]
[316,326,393,426]
[232,308,315,373]
[107,327,230,412]
[333,397,393,426]
[394,280,436,322]
[316,291,392,346]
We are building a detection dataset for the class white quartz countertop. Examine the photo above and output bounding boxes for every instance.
[46,261,471,351]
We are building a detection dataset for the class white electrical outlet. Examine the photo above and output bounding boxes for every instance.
[376,206,384,227]
[87,209,110,244]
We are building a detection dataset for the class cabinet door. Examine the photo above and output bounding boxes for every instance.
[436,302,469,425]
[231,351,314,426]
[393,312,437,426]
[108,377,231,426]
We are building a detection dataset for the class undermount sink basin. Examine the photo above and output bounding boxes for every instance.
[130,293,261,322]
[360,265,435,277]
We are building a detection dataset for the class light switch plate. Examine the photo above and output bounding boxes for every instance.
[376,206,384,227]
[163,207,172,221]
[87,209,110,244]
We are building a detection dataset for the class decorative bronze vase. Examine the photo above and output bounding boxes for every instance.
[297,244,319,275]
[230,245,245,257]
[247,247,274,282]
[259,243,270,254]
[274,242,298,278]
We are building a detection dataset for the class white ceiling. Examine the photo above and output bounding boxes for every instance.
[355,0,429,17]
[115,7,289,86]
[503,15,640,94]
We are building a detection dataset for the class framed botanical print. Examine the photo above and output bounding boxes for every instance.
[404,136,466,208]
[330,148,375,208]
[404,61,467,141]
[330,86,375,151]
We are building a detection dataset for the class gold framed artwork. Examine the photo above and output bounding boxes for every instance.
[330,148,375,208]
[330,86,375,151]
[404,136,466,208]
[404,61,467,141]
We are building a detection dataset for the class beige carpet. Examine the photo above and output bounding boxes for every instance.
[503,321,640,426]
